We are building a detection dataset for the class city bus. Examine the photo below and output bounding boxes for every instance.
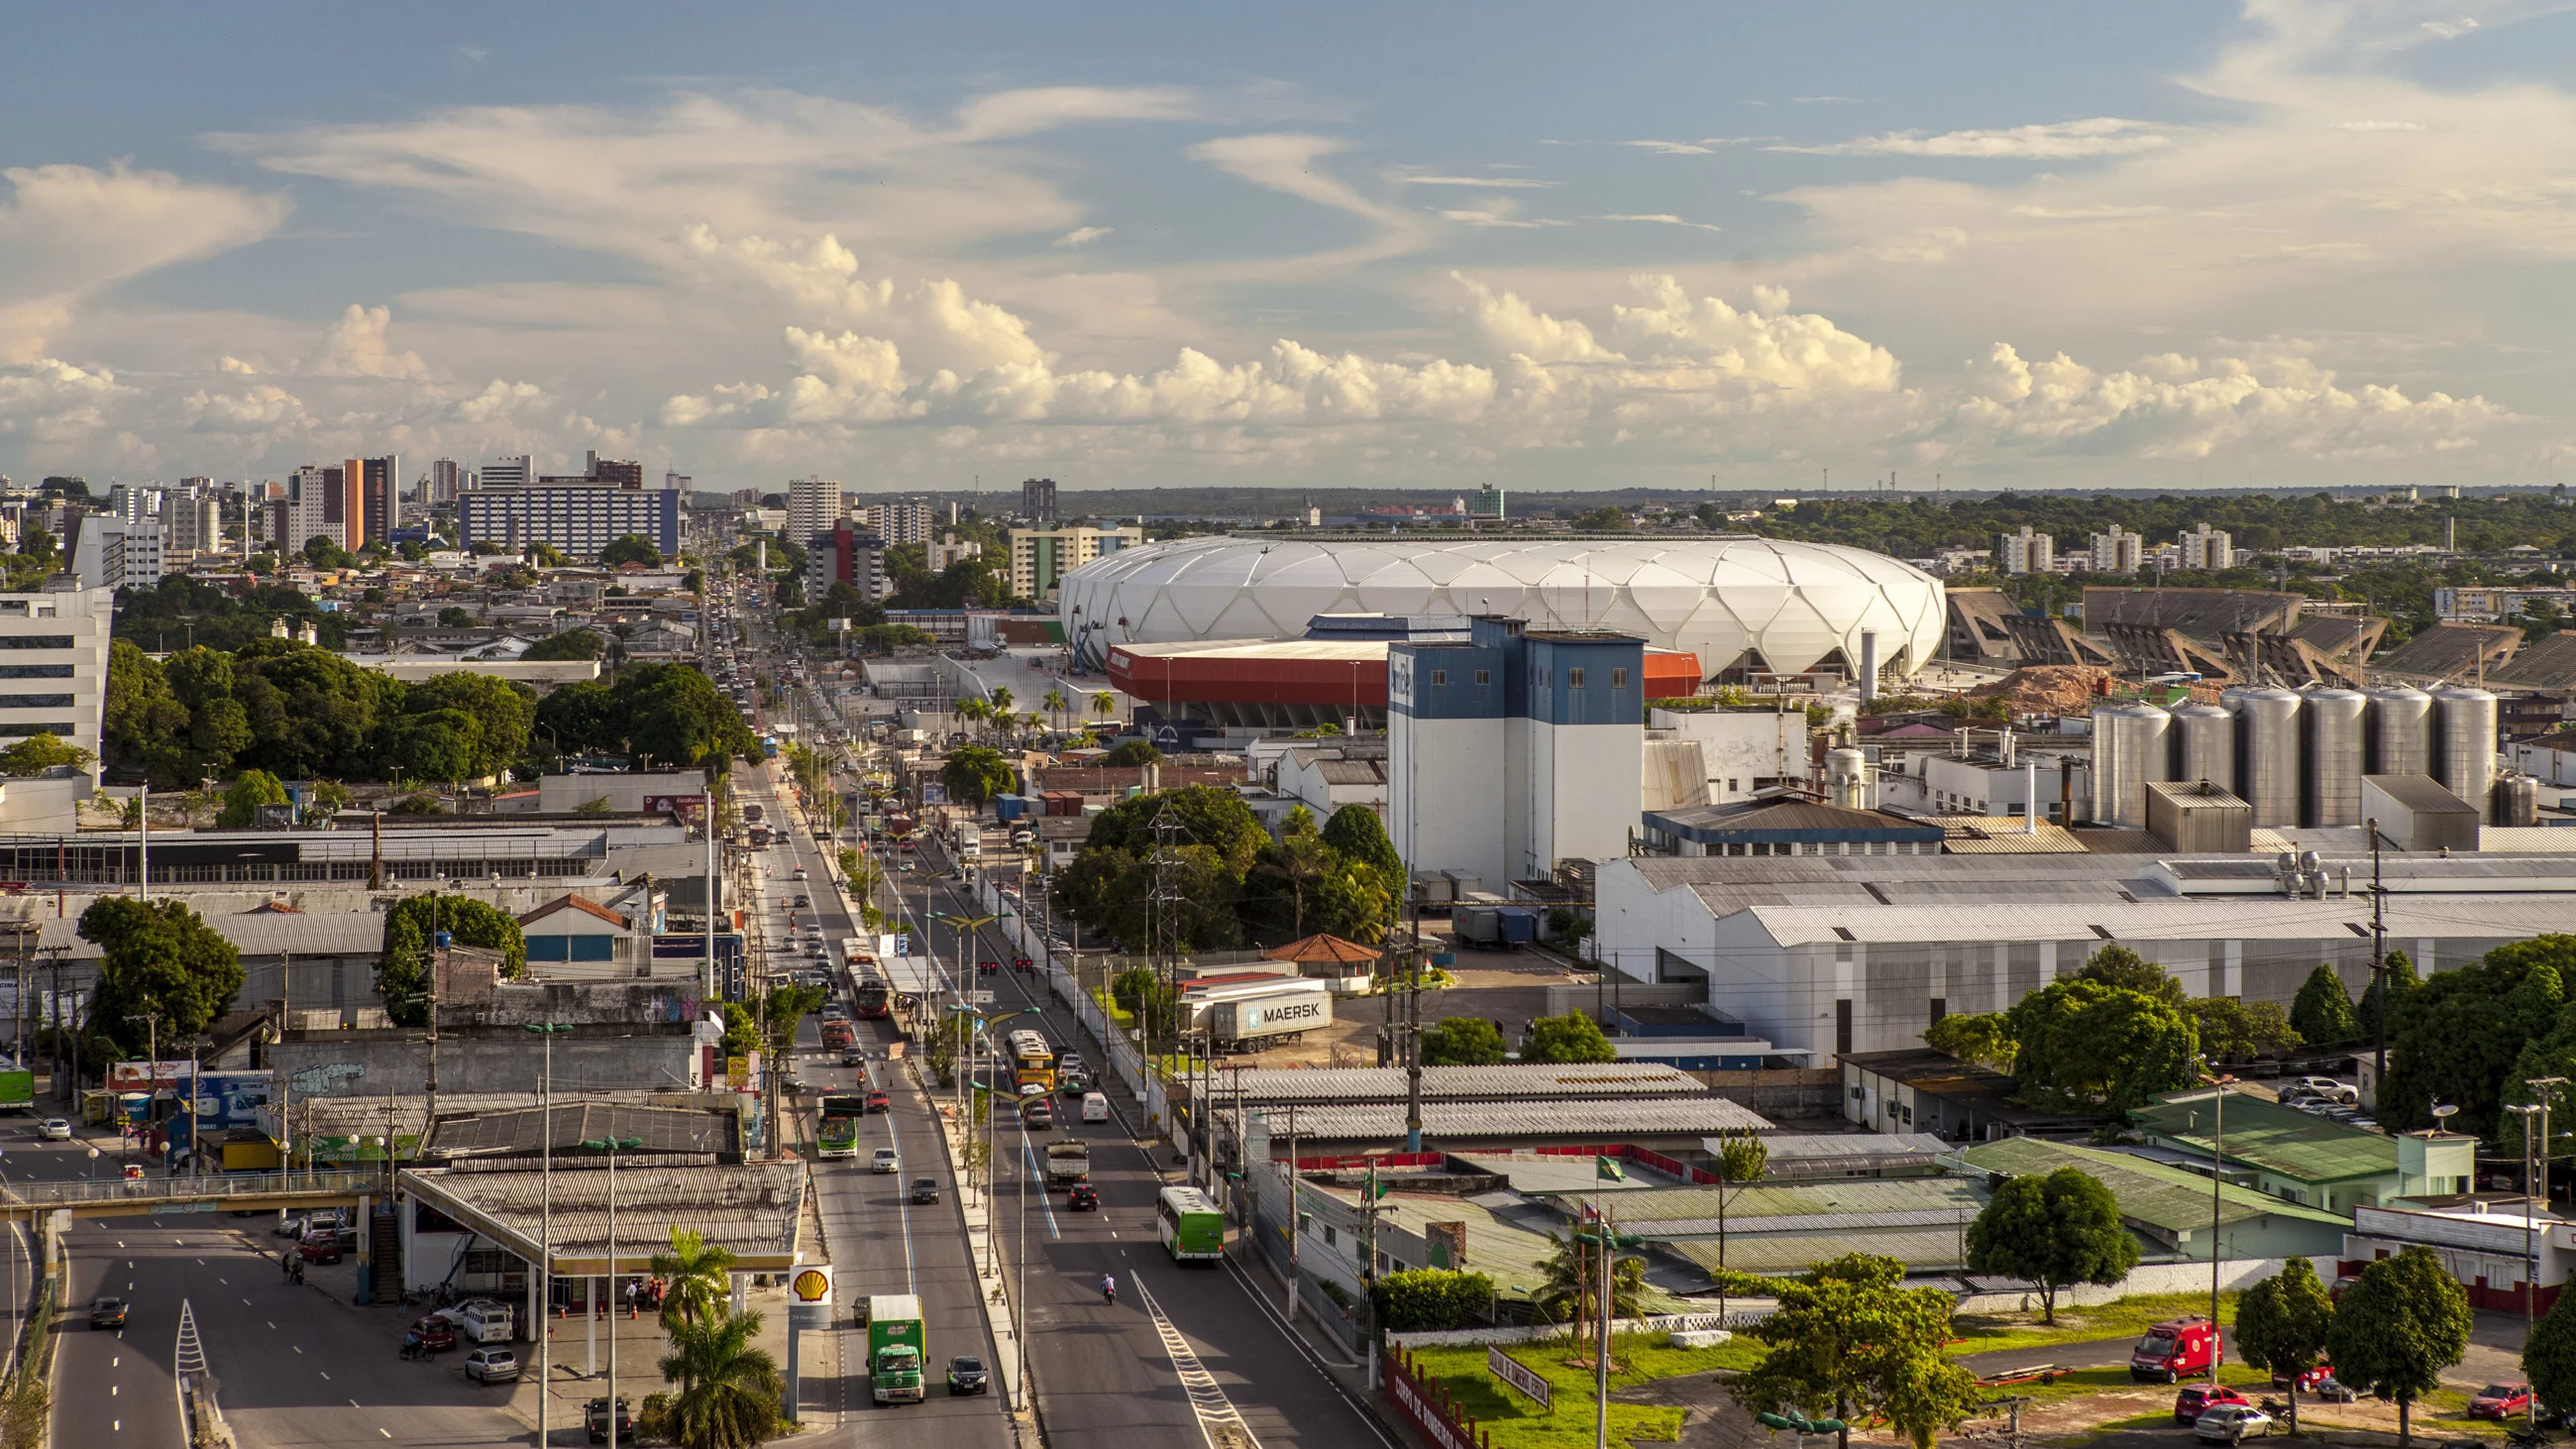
[852,978,892,1021]
[1008,1030,1055,1093]
[817,1095,865,1160]
[1156,1185,1224,1263]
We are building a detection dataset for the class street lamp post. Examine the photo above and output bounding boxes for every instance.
[582,1134,644,1449]
[524,1022,572,1449]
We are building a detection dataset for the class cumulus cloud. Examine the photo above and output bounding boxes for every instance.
[1781,117,2173,159]
[0,163,286,363]
[182,384,307,436]
[0,358,130,443]
[312,304,429,380]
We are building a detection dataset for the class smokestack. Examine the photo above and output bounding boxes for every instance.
[2025,757,2038,835]
[2444,514,2456,552]
[1858,629,1878,705]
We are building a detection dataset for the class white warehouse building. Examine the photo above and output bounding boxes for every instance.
[1594,849,2576,1069]
[1056,534,1946,688]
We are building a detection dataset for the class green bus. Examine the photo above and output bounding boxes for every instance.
[1156,1185,1224,1263]
[817,1095,865,1160]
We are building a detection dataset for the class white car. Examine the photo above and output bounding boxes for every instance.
[872,1148,900,1173]
[2195,1405,2276,1443]
[35,1119,69,1141]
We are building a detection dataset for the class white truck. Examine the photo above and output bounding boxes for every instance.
[1204,986,1333,1053]
[1044,1140,1091,1185]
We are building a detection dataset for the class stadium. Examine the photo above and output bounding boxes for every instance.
[1057,534,1947,690]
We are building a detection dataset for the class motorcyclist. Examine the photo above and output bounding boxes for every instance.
[1101,1274,1116,1303]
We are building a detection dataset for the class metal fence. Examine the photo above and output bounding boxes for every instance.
[0,1167,377,1212]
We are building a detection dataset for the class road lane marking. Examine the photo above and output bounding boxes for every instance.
[1135,1274,1263,1449]
[292,1345,302,1354]
[319,1371,329,1381]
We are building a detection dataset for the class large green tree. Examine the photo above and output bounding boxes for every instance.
[2006,977,2200,1111]
[1730,1253,1981,1449]
[103,640,191,785]
[1521,1012,1618,1064]
[2526,1270,2576,1417]
[229,638,401,780]
[1923,1012,2015,1072]
[2381,938,2572,1137]
[79,898,246,1059]
[2289,964,2361,1049]
[521,629,605,662]
[1420,1016,1506,1066]
[2325,1245,2471,1445]
[376,892,529,1027]
[400,673,535,779]
[1321,803,1404,881]
[1963,1168,2139,1324]
[655,1308,782,1449]
[940,746,1015,807]
[2188,997,2304,1060]
[2236,1258,2336,1435]
[598,535,664,568]
[216,769,289,828]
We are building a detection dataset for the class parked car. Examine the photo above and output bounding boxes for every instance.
[300,1234,345,1265]
[872,1147,900,1173]
[464,1347,520,1384]
[2175,1386,2251,1424]
[2194,1404,2275,1443]
[2269,1364,2341,1394]
[408,1317,458,1353]
[1068,1182,1100,1211]
[948,1355,989,1395]
[89,1297,126,1329]
[2306,1375,2361,1403]
[911,1176,941,1204]
[36,1119,69,1141]
[2470,1384,2534,1420]
[585,1396,633,1444]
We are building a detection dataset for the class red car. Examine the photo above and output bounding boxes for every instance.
[2469,1384,2533,1420]
[2268,1365,2336,1393]
[2174,1386,2250,1425]
[865,1090,892,1114]
[408,1318,457,1353]
[299,1234,345,1265]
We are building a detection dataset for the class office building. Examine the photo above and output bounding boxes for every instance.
[1020,477,1059,522]
[1471,484,1506,521]
[479,455,533,492]
[358,455,397,548]
[1997,525,2054,576]
[427,459,464,506]
[926,533,983,571]
[1010,524,1144,600]
[805,521,887,605]
[2180,522,2233,572]
[856,497,933,547]
[787,476,844,547]
[1388,616,1647,889]
[2090,524,2144,574]
[587,452,643,490]
[69,517,163,592]
[165,492,224,555]
[665,470,692,494]
[0,587,112,762]
[280,465,343,553]
[458,485,683,558]
[105,484,156,524]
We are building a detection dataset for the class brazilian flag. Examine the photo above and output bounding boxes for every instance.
[1596,1155,1625,1183]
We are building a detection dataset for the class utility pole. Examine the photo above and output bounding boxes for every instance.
[2369,819,2389,1093]
[1283,1105,1302,1324]
[1404,888,1424,1154]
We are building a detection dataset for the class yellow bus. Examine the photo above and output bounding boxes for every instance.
[1008,1029,1055,1093]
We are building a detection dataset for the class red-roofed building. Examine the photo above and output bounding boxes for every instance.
[517,894,641,969]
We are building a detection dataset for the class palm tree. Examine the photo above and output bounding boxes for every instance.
[954,697,990,738]
[1091,691,1117,731]
[650,1227,737,1331]
[657,1310,782,1449]
[1043,686,1068,733]
[990,685,1016,718]
[1533,1227,1647,1344]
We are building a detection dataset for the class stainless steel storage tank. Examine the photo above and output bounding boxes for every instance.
[2222,684,2305,828]
[2496,772,2541,828]
[2363,684,2432,778]
[2090,701,2172,829]
[2431,684,2500,822]
[2301,686,2368,827]
[2167,701,2235,796]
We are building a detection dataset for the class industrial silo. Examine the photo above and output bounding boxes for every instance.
[2363,684,2432,778]
[2223,685,2305,829]
[2496,772,2541,828]
[2091,701,2173,829]
[2431,684,2500,821]
[2301,686,2368,827]
[2167,701,2235,796]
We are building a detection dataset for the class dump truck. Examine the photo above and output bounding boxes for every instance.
[1044,1140,1091,1185]
[866,1293,925,1403]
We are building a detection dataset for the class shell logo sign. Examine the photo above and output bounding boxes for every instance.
[793,1268,831,1302]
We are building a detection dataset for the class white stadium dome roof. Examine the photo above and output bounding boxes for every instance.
[1057,534,1945,681]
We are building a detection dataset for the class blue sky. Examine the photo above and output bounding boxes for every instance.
[3,1,2573,495]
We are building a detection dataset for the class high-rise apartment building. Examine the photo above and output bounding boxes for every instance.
[787,476,845,547]
[358,454,397,548]
[459,485,683,557]
[480,455,533,492]
[2179,522,2233,572]
[1470,484,1506,521]
[2089,524,2144,574]
[428,458,464,506]
[581,452,644,489]
[1997,525,2055,576]
[855,498,933,547]
[282,465,342,553]
[70,516,164,591]
[1010,524,1145,600]
[1020,477,1058,522]
[926,532,983,570]
[166,493,224,554]
[805,521,888,604]
[0,587,113,763]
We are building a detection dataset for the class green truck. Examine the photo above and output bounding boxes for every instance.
[864,1293,924,1404]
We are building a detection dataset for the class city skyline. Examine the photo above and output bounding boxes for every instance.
[4,2,2575,494]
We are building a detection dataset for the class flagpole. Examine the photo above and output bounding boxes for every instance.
[1597,1196,1611,1449]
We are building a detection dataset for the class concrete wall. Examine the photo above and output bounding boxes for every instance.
[1647,710,1811,804]
[538,772,708,814]
[1391,714,1505,885]
[1527,719,1642,879]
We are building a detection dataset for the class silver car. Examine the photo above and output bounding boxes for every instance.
[872,1147,900,1173]
[2195,1405,2276,1443]
[464,1347,520,1384]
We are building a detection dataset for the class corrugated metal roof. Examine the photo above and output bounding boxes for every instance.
[1276,1098,1769,1142]
[405,1161,806,1268]
[1729,894,2576,947]
[1668,1228,1966,1275]
[1229,1062,1707,1105]
[1581,1175,1986,1235]
[23,912,387,958]
[2131,1090,2400,1185]
[1959,1136,2350,1233]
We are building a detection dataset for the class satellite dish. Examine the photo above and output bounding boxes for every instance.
[2432,1103,2461,1129]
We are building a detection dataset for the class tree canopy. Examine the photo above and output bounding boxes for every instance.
[2290,964,2362,1049]
[79,898,245,1059]
[940,746,1015,807]
[376,892,530,1027]
[1321,803,1403,881]
[2005,974,2200,1111]
[521,628,605,661]
[2325,1245,2471,1444]
[1521,1011,1618,1064]
[217,769,288,827]
[1420,1016,1506,1066]
[2236,1258,2336,1434]
[1963,1168,2139,1323]
[2381,937,2574,1138]
[1730,1253,1981,1449]
[598,535,664,568]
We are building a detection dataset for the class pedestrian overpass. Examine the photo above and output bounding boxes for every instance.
[0,1168,377,1221]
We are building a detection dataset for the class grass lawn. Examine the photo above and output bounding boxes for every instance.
[1405,1331,1759,1449]
[1947,1290,2241,1361]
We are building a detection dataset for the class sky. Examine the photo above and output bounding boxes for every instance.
[4,1,2576,497]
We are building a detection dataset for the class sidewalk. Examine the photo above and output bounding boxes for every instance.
[916,1060,1041,1448]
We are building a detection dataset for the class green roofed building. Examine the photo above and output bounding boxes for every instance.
[2128,1087,2474,1215]
[1958,1136,2349,1262]
[1563,1174,1994,1278]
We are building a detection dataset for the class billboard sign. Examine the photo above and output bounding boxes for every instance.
[108,1060,196,1092]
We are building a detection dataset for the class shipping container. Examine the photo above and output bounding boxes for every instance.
[1206,989,1334,1051]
